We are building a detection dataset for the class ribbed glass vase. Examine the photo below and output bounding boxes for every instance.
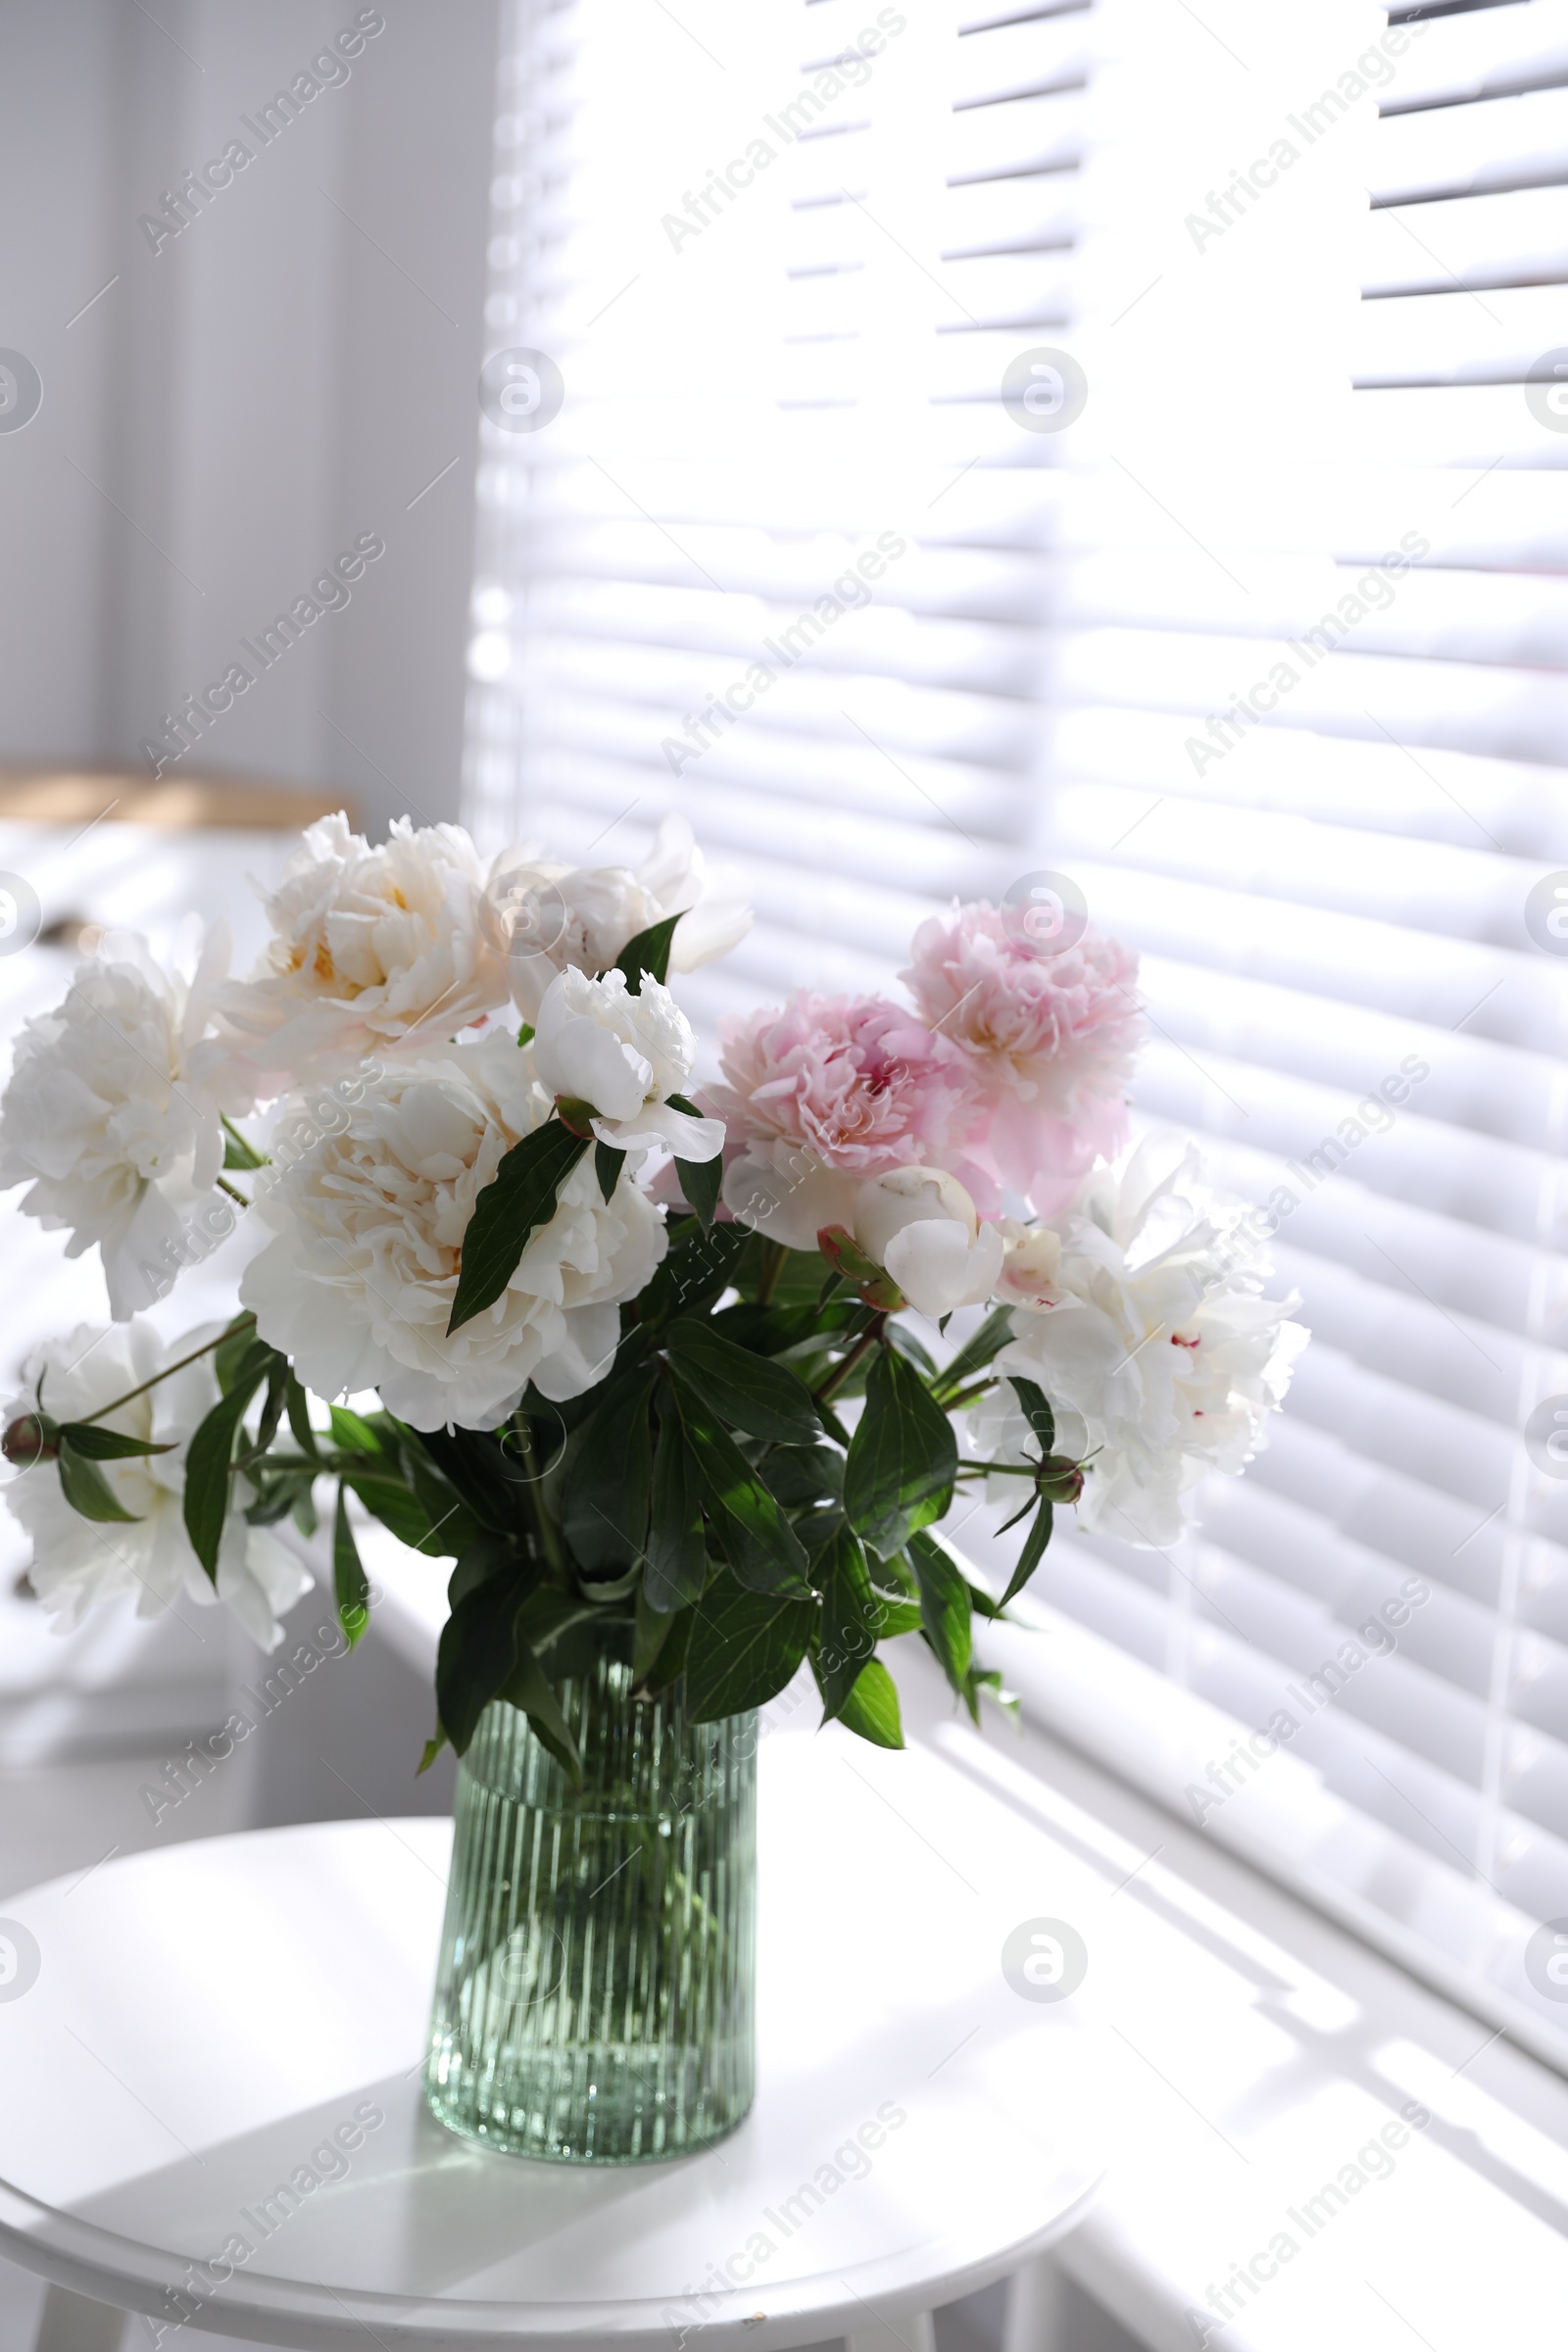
[423,1630,756,2164]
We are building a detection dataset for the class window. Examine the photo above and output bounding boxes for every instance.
[465,0,1568,2070]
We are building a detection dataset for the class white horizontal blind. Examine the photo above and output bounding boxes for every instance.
[465,0,1568,2066]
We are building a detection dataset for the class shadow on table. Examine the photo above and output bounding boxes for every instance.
[61,2071,658,2320]
[60,1979,1098,2319]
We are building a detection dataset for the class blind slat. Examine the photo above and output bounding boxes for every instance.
[466,0,1568,2075]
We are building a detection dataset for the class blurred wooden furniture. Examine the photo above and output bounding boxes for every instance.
[0,772,354,830]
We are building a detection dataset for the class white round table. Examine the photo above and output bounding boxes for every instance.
[0,1723,1108,2352]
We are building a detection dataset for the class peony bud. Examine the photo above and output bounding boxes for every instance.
[530,967,724,1161]
[1037,1455,1085,1505]
[2,1413,55,1467]
[997,1221,1064,1311]
[854,1165,977,1262]
[852,1167,1004,1320]
[817,1224,905,1311]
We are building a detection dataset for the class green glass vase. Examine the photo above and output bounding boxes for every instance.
[423,1627,757,2163]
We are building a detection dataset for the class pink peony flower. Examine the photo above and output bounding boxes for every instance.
[709,993,981,1250]
[713,993,976,1170]
[901,903,1143,1213]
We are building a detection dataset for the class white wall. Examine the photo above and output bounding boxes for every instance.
[0,0,499,836]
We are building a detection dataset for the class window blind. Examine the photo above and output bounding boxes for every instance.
[464,0,1568,2070]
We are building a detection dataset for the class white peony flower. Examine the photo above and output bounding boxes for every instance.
[485,812,752,1022]
[2,1320,312,1651]
[978,1134,1307,1548]
[852,1167,1004,1319]
[531,967,725,1160]
[240,1033,666,1428]
[994,1219,1065,1311]
[0,928,242,1321]
[218,812,510,1089]
[721,1143,858,1253]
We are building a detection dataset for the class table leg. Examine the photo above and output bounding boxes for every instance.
[847,2308,936,2352]
[1004,2252,1068,2352]
[34,2287,125,2352]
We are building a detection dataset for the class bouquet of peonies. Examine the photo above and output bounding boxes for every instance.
[0,812,1305,1767]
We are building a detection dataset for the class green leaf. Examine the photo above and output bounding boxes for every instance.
[735,1238,834,1306]
[594,1141,628,1201]
[342,1470,436,1553]
[907,1527,972,1697]
[448,1120,589,1335]
[182,1341,274,1578]
[575,1560,644,1602]
[933,1303,1015,1400]
[448,1531,517,1609]
[498,1628,581,1782]
[215,1316,265,1396]
[244,1470,314,1528]
[285,1375,320,1463]
[643,1602,694,1695]
[636,1219,751,1332]
[871,1578,924,1640]
[220,1115,268,1170]
[409,1424,524,1535]
[56,1423,174,1460]
[873,1546,917,1595]
[814,1392,854,1449]
[685,1581,815,1721]
[644,1408,707,1612]
[333,1486,371,1646]
[884,1322,940,1378]
[664,1096,723,1226]
[634,1579,677,1682]
[436,1573,525,1756]
[402,1454,481,1557]
[837,1657,904,1748]
[417,1731,449,1776]
[844,1345,957,1558]
[563,1366,657,1572]
[1001,1494,1054,1608]
[667,1367,809,1593]
[612,912,681,993]
[328,1403,385,1456]
[812,1523,879,1718]
[252,1362,288,1462]
[712,1297,857,1356]
[664,1321,820,1446]
[1007,1374,1055,1461]
[963,1664,1016,1725]
[519,1589,601,1654]
[761,1445,844,1509]
[995,1487,1037,1540]
[673,1150,721,1229]
[57,1438,142,1523]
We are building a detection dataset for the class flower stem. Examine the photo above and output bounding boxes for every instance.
[220,1114,270,1169]
[754,1239,788,1306]
[937,1374,1001,1417]
[513,1413,568,1579]
[813,1311,886,1406]
[216,1175,250,1206]
[74,1313,258,1427]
